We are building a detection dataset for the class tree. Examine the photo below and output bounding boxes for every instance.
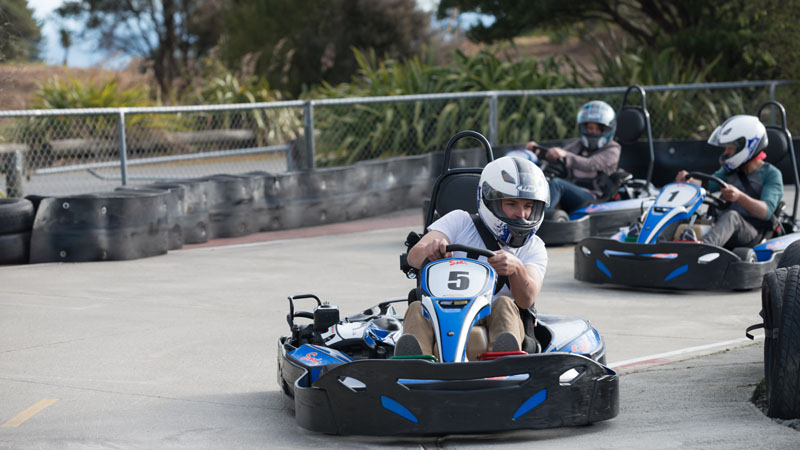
[436,0,781,82]
[0,0,42,62]
[59,28,72,66]
[220,0,432,96]
[56,0,224,97]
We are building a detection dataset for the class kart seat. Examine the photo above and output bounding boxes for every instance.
[616,107,647,145]
[585,94,650,205]
[608,85,656,202]
[763,126,789,165]
[431,172,481,221]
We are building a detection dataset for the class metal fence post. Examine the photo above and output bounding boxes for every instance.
[488,93,498,147]
[303,101,316,170]
[4,150,24,197]
[118,109,129,185]
[769,82,777,124]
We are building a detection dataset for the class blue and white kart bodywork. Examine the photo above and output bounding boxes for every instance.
[278,246,618,435]
[575,178,800,290]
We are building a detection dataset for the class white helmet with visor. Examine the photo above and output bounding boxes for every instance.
[707,114,768,172]
[477,156,550,248]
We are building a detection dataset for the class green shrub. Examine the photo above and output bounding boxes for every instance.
[190,68,302,147]
[309,48,585,165]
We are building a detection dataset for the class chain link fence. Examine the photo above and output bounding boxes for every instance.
[1,81,797,198]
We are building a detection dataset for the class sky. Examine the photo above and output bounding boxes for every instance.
[29,0,131,68]
[28,0,493,70]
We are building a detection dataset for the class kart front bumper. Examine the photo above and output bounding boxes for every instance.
[574,237,778,290]
[278,340,618,435]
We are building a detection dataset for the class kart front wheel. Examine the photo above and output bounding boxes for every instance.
[733,247,757,263]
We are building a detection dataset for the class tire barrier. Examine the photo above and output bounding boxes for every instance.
[0,198,34,264]
[2,149,461,265]
[751,263,800,420]
[160,179,210,244]
[197,174,257,239]
[240,171,275,231]
[116,184,185,250]
[29,191,170,263]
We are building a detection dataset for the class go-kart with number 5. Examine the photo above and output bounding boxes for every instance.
[277,131,619,436]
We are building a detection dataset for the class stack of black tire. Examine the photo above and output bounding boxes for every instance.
[755,240,800,419]
[0,198,34,264]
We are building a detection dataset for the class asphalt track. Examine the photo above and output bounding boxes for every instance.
[0,208,798,449]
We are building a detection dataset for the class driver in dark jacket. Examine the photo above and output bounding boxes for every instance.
[526,100,621,213]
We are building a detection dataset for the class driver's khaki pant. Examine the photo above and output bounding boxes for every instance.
[402,296,526,357]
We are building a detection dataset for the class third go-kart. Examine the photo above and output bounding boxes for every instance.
[575,101,800,291]
[278,131,619,436]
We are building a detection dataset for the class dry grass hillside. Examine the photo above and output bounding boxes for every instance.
[0,35,597,111]
[0,63,151,110]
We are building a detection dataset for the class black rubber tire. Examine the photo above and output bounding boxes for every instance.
[762,268,789,393]
[0,198,34,234]
[547,209,570,222]
[0,231,31,264]
[733,247,757,263]
[24,195,48,216]
[767,265,800,419]
[778,239,800,268]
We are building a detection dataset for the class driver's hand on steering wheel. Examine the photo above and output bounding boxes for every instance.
[424,238,452,261]
[525,140,541,156]
[488,250,522,277]
[544,146,567,161]
[720,184,742,203]
[676,170,701,186]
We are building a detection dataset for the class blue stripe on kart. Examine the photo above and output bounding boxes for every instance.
[513,389,547,420]
[381,396,418,423]
[664,264,689,281]
[596,260,612,278]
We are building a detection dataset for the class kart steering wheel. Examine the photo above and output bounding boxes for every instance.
[446,244,496,259]
[532,145,568,180]
[420,244,495,268]
[686,171,731,210]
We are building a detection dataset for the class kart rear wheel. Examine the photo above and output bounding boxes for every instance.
[767,266,800,419]
[546,209,570,222]
[733,247,757,263]
[777,239,800,268]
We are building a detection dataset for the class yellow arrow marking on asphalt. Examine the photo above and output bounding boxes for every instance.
[1,399,58,427]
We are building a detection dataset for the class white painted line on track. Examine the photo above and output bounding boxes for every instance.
[609,334,764,370]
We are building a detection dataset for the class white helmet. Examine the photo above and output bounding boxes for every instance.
[707,114,768,172]
[577,100,617,150]
[477,156,550,248]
